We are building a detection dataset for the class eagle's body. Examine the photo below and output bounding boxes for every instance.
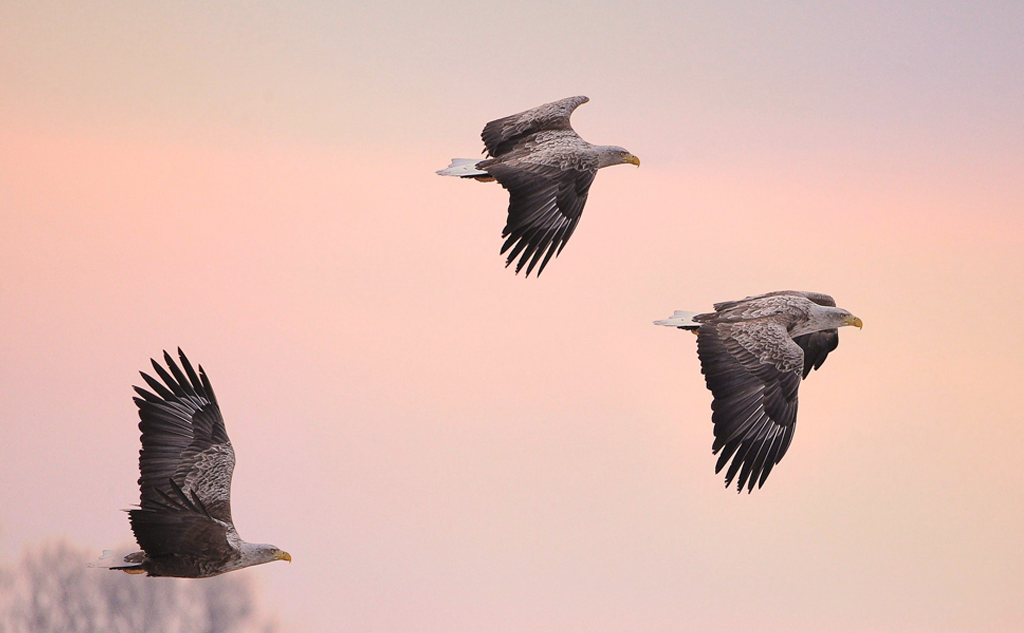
[656,291,862,492]
[438,96,639,276]
[94,350,290,578]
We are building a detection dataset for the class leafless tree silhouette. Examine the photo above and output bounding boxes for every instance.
[0,540,281,633]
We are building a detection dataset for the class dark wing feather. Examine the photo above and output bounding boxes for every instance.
[482,161,596,277]
[792,293,839,377]
[128,479,233,563]
[132,349,235,532]
[793,329,839,378]
[481,96,589,158]
[696,321,803,492]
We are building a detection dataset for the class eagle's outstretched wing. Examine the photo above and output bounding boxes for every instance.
[129,349,236,559]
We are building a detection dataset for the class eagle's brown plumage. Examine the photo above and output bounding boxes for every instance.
[656,291,862,492]
[439,96,639,276]
[95,350,290,577]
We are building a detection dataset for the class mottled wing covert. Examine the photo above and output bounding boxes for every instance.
[481,96,589,158]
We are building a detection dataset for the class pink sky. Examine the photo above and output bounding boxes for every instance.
[1,2,1023,632]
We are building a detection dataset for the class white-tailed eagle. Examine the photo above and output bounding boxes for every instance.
[438,96,639,277]
[95,349,290,577]
[655,291,862,492]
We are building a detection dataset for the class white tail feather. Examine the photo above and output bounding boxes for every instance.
[437,158,488,178]
[654,310,699,329]
[88,548,138,569]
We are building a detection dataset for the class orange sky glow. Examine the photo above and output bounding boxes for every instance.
[1,2,1022,632]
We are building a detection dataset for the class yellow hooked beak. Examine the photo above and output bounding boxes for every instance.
[625,154,640,167]
[843,315,863,329]
[276,551,292,563]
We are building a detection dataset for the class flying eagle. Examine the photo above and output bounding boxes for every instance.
[438,96,640,277]
[655,291,862,492]
[95,349,290,577]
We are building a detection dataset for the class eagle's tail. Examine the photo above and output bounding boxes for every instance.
[437,158,492,180]
[88,549,147,573]
[653,310,700,331]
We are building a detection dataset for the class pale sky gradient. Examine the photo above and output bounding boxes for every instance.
[1,2,1023,632]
